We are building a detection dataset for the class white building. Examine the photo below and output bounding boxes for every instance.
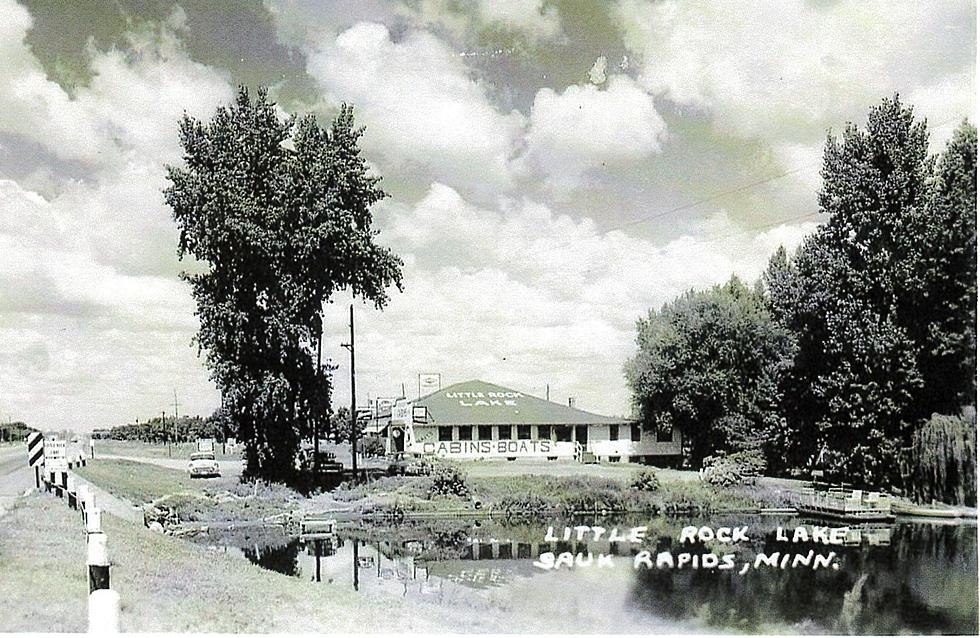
[386,379,682,464]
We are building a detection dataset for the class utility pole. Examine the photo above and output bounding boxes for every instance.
[172,389,179,454]
[314,322,322,474]
[164,411,169,457]
[340,304,358,482]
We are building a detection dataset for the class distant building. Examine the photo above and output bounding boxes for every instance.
[385,379,681,464]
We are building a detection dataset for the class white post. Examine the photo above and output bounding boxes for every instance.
[87,532,110,592]
[66,475,77,509]
[85,508,102,534]
[88,589,120,633]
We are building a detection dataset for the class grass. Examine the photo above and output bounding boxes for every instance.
[74,459,307,524]
[0,493,555,632]
[95,440,242,461]
[0,496,88,632]
[334,462,798,518]
[74,458,218,504]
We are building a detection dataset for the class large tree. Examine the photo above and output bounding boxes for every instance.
[164,87,402,485]
[765,97,976,485]
[625,277,795,468]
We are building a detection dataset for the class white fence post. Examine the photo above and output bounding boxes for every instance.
[86,532,110,593]
[88,589,120,633]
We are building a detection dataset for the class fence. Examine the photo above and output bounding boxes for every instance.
[41,467,119,633]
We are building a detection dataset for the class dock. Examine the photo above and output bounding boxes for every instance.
[797,488,895,522]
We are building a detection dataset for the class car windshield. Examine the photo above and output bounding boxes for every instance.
[190,453,215,461]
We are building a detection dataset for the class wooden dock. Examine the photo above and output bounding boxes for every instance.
[797,488,895,522]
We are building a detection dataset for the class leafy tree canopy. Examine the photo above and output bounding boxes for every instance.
[625,276,795,468]
[164,87,402,485]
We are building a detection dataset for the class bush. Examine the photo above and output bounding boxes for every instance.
[359,435,386,458]
[497,493,551,521]
[427,462,470,499]
[701,450,766,487]
[630,470,661,492]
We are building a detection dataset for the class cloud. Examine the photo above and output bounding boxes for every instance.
[319,183,817,417]
[0,1,233,430]
[476,0,563,41]
[519,74,667,194]
[306,21,526,199]
[615,0,976,147]
[0,2,232,169]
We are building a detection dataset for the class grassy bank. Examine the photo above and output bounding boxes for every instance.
[335,464,801,518]
[75,457,801,528]
[0,493,534,633]
[74,459,303,524]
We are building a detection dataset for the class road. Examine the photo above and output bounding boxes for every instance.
[0,445,34,517]
[100,453,244,477]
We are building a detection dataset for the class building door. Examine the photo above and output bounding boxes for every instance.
[574,425,588,444]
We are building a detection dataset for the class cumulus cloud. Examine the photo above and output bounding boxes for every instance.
[0,1,232,429]
[318,183,817,417]
[306,22,526,199]
[615,0,976,146]
[519,74,667,194]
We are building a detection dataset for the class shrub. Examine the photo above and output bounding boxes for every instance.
[497,493,551,521]
[630,470,661,492]
[359,435,386,458]
[701,450,766,487]
[427,462,470,499]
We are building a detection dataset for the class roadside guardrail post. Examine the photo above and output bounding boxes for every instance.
[87,531,110,593]
[88,589,120,633]
[78,485,90,523]
[85,507,102,535]
[66,475,77,510]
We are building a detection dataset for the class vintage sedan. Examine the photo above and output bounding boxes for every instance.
[187,451,221,478]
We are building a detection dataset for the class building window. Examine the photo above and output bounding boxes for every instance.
[478,425,493,441]
[438,426,453,442]
[609,424,619,441]
[458,425,473,441]
[537,425,551,440]
[555,426,572,442]
[631,425,641,442]
[517,425,531,440]
[498,425,513,440]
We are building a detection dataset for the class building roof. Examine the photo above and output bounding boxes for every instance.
[415,379,629,426]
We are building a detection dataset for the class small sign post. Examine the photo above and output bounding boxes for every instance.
[44,439,69,474]
[26,431,44,489]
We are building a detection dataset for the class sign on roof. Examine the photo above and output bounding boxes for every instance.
[414,380,628,427]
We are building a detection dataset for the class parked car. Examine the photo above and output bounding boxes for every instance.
[187,451,221,478]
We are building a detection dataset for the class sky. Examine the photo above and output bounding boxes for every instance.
[0,0,975,431]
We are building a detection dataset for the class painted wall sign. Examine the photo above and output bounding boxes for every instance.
[444,390,524,407]
[411,439,575,459]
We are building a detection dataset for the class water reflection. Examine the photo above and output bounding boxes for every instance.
[206,516,977,634]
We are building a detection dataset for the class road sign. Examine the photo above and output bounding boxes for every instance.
[44,439,69,472]
[419,373,441,397]
[27,431,44,467]
[197,438,215,452]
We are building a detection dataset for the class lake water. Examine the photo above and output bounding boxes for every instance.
[199,514,978,634]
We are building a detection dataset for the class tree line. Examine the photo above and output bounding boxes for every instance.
[626,97,976,504]
[105,414,226,443]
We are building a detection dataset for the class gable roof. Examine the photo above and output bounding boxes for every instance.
[415,379,629,426]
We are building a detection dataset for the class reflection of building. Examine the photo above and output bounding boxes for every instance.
[385,379,682,463]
